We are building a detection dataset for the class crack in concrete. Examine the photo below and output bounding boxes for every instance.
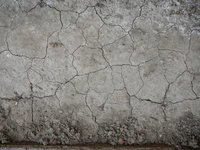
[16,1,39,13]
[0,0,200,147]
[26,72,34,123]
[129,0,145,33]
[94,6,128,33]
[0,0,6,7]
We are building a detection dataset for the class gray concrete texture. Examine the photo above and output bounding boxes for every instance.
[0,0,200,149]
[0,145,178,150]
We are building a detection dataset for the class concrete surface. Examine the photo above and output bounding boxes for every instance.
[0,146,175,150]
[0,0,200,149]
[0,144,192,150]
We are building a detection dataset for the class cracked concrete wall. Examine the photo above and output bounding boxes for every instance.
[0,0,200,148]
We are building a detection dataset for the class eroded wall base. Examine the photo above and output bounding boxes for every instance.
[0,0,200,148]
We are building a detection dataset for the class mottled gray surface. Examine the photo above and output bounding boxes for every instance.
[0,0,200,149]
[0,145,176,150]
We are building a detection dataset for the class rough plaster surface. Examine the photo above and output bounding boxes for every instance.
[0,145,177,150]
[0,0,200,149]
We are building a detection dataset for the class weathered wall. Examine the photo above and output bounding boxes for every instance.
[0,0,200,148]
[0,144,179,150]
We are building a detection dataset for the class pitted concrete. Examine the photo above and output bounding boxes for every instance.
[0,145,177,150]
[0,0,200,149]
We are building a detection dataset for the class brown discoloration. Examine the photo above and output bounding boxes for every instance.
[49,42,63,47]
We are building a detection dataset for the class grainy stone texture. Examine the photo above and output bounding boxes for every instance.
[0,145,177,150]
[0,0,200,149]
